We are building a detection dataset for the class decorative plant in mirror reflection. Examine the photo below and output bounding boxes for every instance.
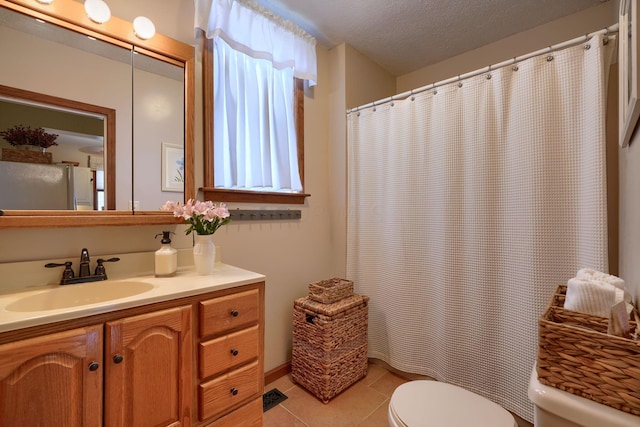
[0,125,59,149]
[161,199,231,235]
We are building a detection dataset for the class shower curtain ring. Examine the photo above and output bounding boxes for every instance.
[457,76,463,88]
[512,57,519,72]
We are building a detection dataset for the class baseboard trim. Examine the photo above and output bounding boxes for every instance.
[264,361,291,385]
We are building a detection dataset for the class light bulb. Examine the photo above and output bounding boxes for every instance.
[133,16,156,40]
[84,0,111,24]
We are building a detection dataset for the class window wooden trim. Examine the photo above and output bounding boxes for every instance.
[200,33,309,205]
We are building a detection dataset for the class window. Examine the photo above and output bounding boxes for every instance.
[201,36,307,204]
[194,0,315,205]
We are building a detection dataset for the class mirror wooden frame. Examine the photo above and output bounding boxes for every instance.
[0,0,194,228]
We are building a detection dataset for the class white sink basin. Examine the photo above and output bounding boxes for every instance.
[5,281,154,312]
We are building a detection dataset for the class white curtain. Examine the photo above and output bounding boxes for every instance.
[213,37,301,191]
[347,34,615,422]
[194,0,317,84]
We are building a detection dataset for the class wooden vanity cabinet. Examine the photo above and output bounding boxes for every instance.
[0,281,264,427]
[0,306,191,427]
[0,325,103,427]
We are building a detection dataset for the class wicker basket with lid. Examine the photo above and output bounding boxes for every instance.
[291,293,369,403]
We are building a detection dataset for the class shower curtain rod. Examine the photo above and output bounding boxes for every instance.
[347,23,619,113]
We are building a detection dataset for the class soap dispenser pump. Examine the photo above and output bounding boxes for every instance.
[154,231,177,277]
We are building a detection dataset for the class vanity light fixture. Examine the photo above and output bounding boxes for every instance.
[133,16,155,40]
[36,0,54,4]
[84,0,111,24]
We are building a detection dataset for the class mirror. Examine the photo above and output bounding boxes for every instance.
[0,0,193,227]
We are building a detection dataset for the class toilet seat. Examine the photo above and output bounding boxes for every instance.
[388,380,516,427]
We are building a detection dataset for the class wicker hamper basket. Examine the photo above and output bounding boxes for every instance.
[537,284,640,415]
[291,294,369,403]
[308,277,354,304]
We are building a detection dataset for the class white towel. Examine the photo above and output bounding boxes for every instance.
[575,268,632,307]
[564,277,625,318]
[576,268,626,290]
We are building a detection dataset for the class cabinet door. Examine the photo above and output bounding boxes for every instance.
[105,306,192,427]
[0,325,103,427]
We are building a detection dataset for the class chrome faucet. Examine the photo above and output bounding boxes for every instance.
[45,248,120,285]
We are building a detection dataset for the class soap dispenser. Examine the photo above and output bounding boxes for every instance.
[154,231,177,277]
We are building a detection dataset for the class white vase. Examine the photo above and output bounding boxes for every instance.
[193,233,216,275]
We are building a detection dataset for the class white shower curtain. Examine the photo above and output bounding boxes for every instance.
[346,34,615,421]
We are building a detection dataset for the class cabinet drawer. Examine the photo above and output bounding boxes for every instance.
[200,324,259,378]
[200,289,259,337]
[198,360,260,421]
[205,396,262,427]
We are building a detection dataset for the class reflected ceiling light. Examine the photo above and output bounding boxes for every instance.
[84,0,111,24]
[79,145,104,155]
[36,0,54,4]
[133,16,155,40]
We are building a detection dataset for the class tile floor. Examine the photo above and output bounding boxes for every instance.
[262,361,533,427]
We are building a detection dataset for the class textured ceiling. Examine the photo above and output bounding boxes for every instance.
[254,0,611,76]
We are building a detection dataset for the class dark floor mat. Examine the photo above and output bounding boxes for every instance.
[263,388,288,412]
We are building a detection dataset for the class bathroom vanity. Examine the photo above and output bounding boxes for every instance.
[0,265,265,427]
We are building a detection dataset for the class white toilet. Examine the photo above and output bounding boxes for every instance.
[388,380,517,427]
[528,364,640,427]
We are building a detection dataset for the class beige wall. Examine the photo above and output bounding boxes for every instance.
[328,44,348,278]
[345,44,397,110]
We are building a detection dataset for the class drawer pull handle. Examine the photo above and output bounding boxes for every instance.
[230,387,239,396]
[230,309,239,317]
[230,348,239,356]
[88,361,100,371]
[113,354,124,364]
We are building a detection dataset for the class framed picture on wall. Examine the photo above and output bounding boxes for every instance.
[161,142,184,192]
[620,0,640,147]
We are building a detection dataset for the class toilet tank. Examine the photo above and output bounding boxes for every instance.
[528,365,640,427]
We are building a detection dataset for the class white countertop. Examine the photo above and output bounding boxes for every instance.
[0,263,265,333]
